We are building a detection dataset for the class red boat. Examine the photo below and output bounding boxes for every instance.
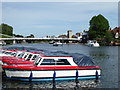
[1,50,43,66]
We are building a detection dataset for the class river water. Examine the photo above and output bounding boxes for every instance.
[1,43,119,89]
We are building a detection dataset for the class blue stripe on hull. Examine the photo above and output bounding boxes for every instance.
[5,76,101,82]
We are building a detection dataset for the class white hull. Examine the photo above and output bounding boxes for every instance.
[4,69,101,81]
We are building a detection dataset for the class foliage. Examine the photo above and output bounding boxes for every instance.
[104,31,113,43]
[26,34,35,38]
[13,34,24,38]
[88,14,110,40]
[0,23,13,36]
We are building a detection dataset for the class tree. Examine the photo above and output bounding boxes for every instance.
[14,34,24,38]
[26,34,35,38]
[105,31,113,44]
[88,14,110,40]
[1,23,13,36]
[30,34,34,38]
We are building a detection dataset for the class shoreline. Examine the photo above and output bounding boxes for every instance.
[3,42,120,46]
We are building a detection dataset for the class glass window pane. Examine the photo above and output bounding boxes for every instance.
[57,59,70,65]
[41,59,55,65]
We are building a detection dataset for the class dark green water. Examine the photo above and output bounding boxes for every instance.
[1,43,119,89]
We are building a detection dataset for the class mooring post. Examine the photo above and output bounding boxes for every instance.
[29,70,33,82]
[53,71,56,88]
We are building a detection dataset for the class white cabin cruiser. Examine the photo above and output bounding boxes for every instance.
[86,40,100,47]
[2,55,101,81]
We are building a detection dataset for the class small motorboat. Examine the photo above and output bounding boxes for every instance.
[86,40,100,47]
[49,41,55,44]
[2,55,101,81]
[0,41,6,46]
[53,42,63,46]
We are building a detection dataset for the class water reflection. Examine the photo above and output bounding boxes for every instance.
[88,46,118,88]
[2,78,100,89]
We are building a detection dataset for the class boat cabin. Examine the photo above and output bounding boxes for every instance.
[34,56,77,66]
[13,51,40,61]
[34,55,96,67]
[0,49,16,57]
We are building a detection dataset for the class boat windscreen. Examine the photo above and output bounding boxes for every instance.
[73,56,95,67]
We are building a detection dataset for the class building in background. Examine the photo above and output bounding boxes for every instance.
[67,30,72,38]
[76,32,83,39]
[111,27,120,39]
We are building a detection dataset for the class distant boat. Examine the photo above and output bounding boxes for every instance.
[86,40,100,47]
[0,41,6,46]
[49,41,55,44]
[53,42,63,46]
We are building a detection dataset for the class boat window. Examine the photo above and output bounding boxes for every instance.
[2,51,5,53]
[23,53,29,59]
[13,53,17,57]
[56,59,70,65]
[34,57,42,66]
[26,54,33,60]
[34,57,40,63]
[3,51,7,54]
[5,51,12,55]
[41,59,55,65]
[11,52,16,56]
[32,55,38,60]
[18,52,25,58]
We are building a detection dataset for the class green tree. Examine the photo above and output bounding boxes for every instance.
[105,31,113,44]
[26,34,35,38]
[14,34,24,38]
[0,23,13,36]
[0,25,2,33]
[88,14,110,39]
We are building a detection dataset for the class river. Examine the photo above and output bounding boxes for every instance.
[1,43,119,89]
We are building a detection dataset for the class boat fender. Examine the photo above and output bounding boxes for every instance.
[76,70,79,83]
[95,70,99,80]
[53,71,56,82]
[29,71,33,82]
[53,71,56,88]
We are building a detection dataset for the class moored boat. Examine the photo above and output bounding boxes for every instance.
[86,40,100,47]
[2,55,101,81]
[53,42,63,46]
[2,51,43,66]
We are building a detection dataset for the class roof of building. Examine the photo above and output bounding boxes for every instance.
[111,27,120,33]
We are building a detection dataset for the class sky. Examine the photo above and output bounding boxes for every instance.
[1,1,119,38]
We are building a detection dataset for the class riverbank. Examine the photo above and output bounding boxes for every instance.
[3,41,120,46]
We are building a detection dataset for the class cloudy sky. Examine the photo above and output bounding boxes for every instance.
[1,1,119,37]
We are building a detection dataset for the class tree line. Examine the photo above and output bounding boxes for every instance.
[0,14,117,45]
[0,23,34,38]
